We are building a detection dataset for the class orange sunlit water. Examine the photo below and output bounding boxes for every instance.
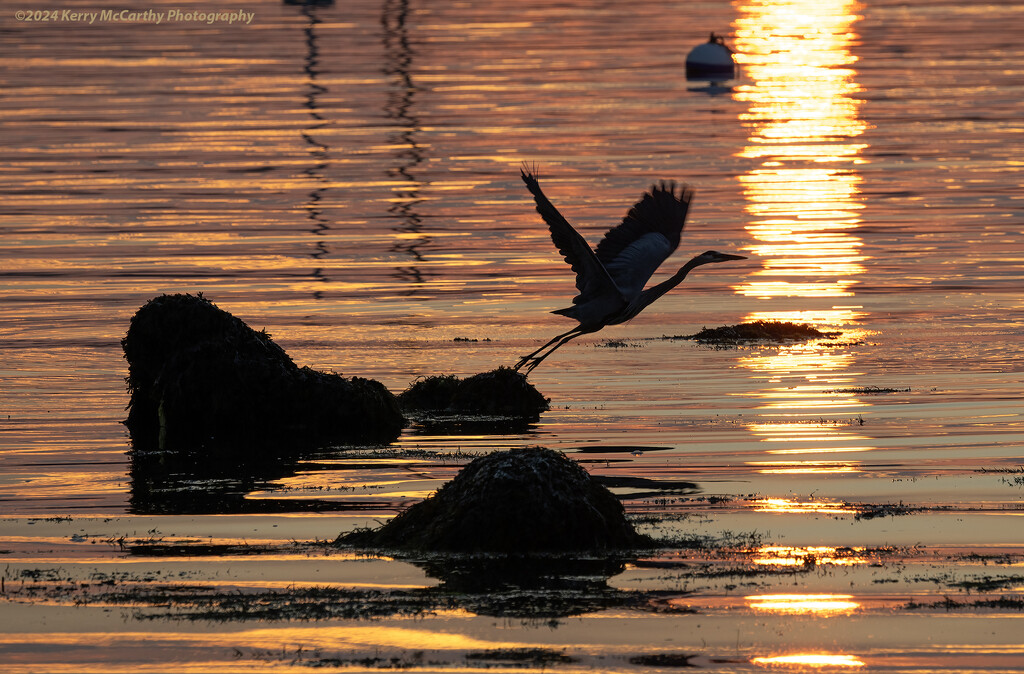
[747,593,860,614]
[732,0,867,305]
[739,345,854,374]
[753,498,858,515]
[764,446,872,455]
[753,545,868,566]
[0,622,515,653]
[731,0,867,295]
[3,1,1024,672]
[744,308,866,327]
[752,653,866,667]
[731,0,873,466]
[745,421,869,442]
[748,460,861,474]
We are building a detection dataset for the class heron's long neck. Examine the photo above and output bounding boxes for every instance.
[636,255,706,309]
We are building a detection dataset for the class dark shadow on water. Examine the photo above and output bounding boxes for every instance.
[403,414,540,436]
[127,440,385,515]
[80,548,664,623]
[406,553,641,619]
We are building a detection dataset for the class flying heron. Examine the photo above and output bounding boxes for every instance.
[513,167,745,374]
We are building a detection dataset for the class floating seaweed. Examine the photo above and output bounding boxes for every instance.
[398,367,549,417]
[827,385,911,394]
[397,368,549,435]
[666,320,841,345]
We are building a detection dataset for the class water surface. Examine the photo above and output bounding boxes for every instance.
[2,0,1023,671]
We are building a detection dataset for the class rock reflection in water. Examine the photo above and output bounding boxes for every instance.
[127,440,374,514]
[410,553,637,619]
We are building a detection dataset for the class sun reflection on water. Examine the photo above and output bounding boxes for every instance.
[748,461,861,474]
[731,0,867,288]
[752,499,858,515]
[731,0,873,465]
[752,653,866,667]
[752,545,868,566]
[732,0,867,315]
[747,593,860,614]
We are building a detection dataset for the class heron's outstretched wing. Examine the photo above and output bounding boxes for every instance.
[521,168,621,306]
[594,182,694,299]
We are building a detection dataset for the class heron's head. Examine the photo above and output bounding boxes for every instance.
[694,250,747,266]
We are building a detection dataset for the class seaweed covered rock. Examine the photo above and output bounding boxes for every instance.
[341,447,649,552]
[398,367,549,418]
[122,293,404,449]
[675,320,840,345]
[396,374,462,412]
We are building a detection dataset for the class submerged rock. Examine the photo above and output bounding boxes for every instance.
[122,293,404,449]
[398,367,549,419]
[341,447,650,552]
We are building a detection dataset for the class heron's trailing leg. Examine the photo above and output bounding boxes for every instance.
[513,327,578,371]
[514,326,594,374]
[520,332,583,374]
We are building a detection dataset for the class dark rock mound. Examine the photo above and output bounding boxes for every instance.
[341,447,649,552]
[450,368,549,415]
[398,367,549,419]
[122,293,404,449]
[673,320,841,344]
[630,653,697,668]
[396,374,462,412]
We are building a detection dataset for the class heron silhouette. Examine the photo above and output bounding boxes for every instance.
[513,168,745,374]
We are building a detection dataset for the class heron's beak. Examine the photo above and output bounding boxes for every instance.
[719,253,747,261]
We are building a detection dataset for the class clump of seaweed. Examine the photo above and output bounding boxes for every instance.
[122,293,404,449]
[666,320,841,345]
[630,653,697,667]
[949,574,1024,593]
[597,339,642,349]
[398,367,549,419]
[466,648,578,665]
[904,596,1024,611]
[397,374,462,411]
[854,501,920,520]
[827,386,910,394]
[340,447,651,552]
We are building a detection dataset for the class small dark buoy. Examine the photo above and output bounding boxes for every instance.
[685,32,736,82]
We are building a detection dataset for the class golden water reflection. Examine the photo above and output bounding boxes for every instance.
[752,653,866,667]
[752,545,868,566]
[732,0,873,463]
[732,0,867,309]
[732,0,867,302]
[753,499,858,515]
[748,461,861,474]
[747,593,859,614]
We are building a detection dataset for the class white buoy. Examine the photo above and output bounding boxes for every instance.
[686,33,736,81]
